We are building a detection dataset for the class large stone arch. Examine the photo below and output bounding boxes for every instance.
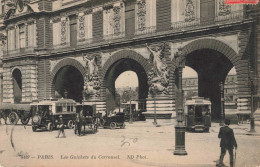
[181,38,240,68]
[100,49,151,79]
[99,49,151,112]
[175,38,249,119]
[50,58,86,98]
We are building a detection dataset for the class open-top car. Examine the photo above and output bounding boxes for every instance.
[100,112,125,129]
[31,98,77,132]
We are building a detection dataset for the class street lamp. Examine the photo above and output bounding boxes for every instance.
[149,87,158,126]
[219,82,225,126]
[249,70,256,133]
[174,49,187,155]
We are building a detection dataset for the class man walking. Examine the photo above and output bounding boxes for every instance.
[56,115,66,138]
[218,119,237,167]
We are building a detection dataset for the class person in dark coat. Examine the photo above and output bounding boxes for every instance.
[75,114,82,136]
[218,119,237,167]
[56,115,66,138]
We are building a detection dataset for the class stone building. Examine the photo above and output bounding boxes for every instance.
[183,74,238,113]
[0,0,259,120]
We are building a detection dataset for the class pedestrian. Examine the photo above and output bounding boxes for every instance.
[217,119,237,167]
[56,115,66,138]
[75,114,82,136]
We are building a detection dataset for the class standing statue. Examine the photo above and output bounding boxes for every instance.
[83,55,98,79]
[83,55,100,98]
[146,43,169,95]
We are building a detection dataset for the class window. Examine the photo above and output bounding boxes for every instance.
[52,22,61,46]
[19,25,26,48]
[28,23,36,47]
[69,15,77,47]
[135,0,156,35]
[7,28,15,51]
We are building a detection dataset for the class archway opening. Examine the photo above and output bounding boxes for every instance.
[182,66,198,101]
[53,65,84,102]
[12,69,22,103]
[104,58,148,112]
[184,49,234,121]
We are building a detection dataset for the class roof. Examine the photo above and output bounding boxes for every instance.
[185,97,211,105]
[0,103,31,111]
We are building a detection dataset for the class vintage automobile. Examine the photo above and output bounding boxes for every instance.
[121,101,146,122]
[0,103,32,125]
[100,112,125,129]
[75,103,98,134]
[184,97,211,132]
[31,98,77,132]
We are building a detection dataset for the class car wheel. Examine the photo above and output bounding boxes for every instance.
[32,126,37,132]
[47,123,53,131]
[120,123,125,129]
[21,117,30,125]
[9,112,19,125]
[110,122,116,129]
[67,120,74,129]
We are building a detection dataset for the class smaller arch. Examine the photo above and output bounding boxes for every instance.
[50,58,86,83]
[50,58,86,99]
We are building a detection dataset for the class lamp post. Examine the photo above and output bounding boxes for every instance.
[149,87,158,126]
[219,82,225,126]
[174,48,187,156]
[249,70,256,133]
[128,88,133,124]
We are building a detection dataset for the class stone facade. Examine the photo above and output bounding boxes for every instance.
[0,0,259,119]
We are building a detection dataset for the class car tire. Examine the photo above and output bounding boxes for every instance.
[47,123,53,131]
[67,120,74,129]
[110,122,116,129]
[9,112,19,125]
[32,126,37,132]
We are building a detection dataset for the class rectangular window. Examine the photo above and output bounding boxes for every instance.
[53,22,61,46]
[27,23,36,47]
[69,15,77,47]
[19,25,26,48]
[8,29,15,51]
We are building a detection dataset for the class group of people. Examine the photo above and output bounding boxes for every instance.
[55,114,237,167]
[55,113,84,138]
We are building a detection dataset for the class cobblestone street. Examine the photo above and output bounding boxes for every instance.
[0,119,260,167]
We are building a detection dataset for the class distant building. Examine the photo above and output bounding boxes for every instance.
[183,74,238,113]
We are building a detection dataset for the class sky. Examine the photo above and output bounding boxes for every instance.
[115,67,237,88]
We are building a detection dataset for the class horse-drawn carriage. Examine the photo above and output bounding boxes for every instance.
[75,103,98,134]
[0,103,32,125]
[31,98,77,132]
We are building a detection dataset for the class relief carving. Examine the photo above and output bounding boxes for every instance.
[4,0,34,20]
[78,15,85,40]
[218,0,231,16]
[146,43,169,95]
[83,55,101,98]
[185,0,195,22]
[136,0,146,31]
[113,6,121,35]
[61,19,67,45]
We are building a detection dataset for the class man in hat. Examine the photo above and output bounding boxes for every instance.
[56,115,66,138]
[217,119,237,167]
